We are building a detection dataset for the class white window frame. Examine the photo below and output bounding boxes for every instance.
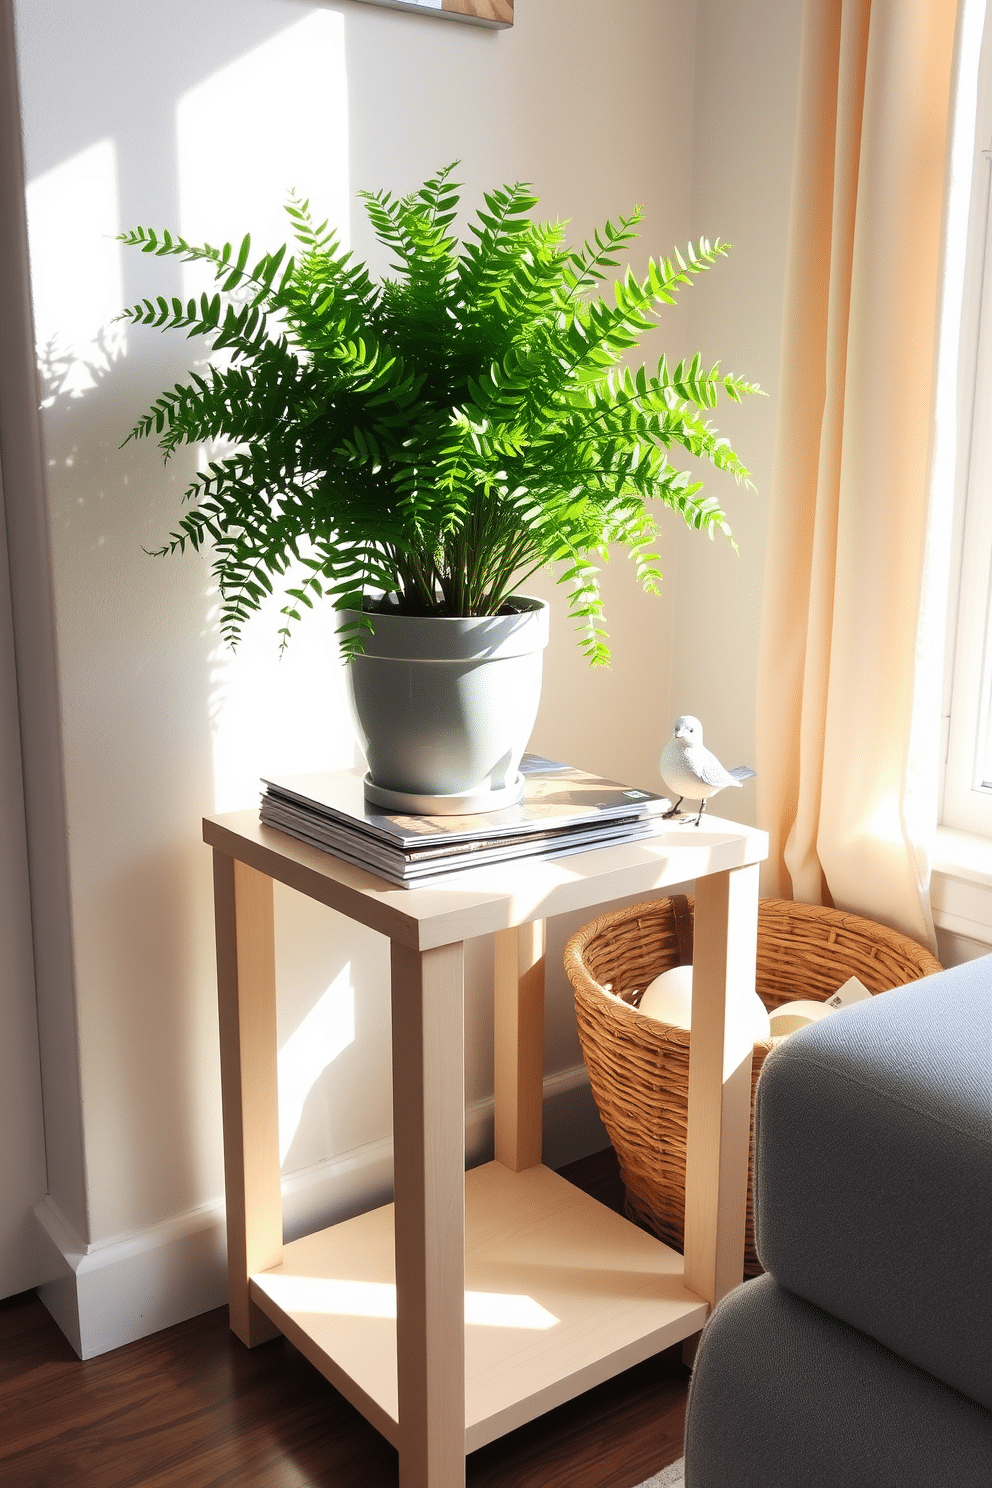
[941,9,992,838]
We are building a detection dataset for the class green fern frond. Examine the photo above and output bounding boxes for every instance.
[120,170,760,657]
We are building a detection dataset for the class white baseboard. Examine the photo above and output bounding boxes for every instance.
[34,1193,228,1360]
[35,1064,606,1359]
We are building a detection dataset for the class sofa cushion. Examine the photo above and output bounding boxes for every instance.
[684,1273,992,1488]
[754,956,992,1410]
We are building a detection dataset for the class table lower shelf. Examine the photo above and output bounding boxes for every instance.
[249,1159,708,1454]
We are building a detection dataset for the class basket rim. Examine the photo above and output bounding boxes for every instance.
[563,895,941,1041]
[563,894,941,973]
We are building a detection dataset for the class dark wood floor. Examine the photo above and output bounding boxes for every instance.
[0,1149,689,1488]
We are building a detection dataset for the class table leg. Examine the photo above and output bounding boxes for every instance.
[391,939,467,1488]
[683,862,760,1309]
[212,849,282,1346]
[493,920,545,1171]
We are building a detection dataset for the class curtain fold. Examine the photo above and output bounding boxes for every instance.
[756,0,960,950]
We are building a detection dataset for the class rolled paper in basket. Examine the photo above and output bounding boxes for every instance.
[768,998,833,1038]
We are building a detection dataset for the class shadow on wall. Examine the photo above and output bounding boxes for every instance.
[35,324,236,1230]
[34,327,370,1234]
[18,0,384,1241]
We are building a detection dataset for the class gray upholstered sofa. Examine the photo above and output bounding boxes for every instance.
[683,956,992,1487]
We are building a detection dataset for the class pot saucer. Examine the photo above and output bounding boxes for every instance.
[363,773,525,816]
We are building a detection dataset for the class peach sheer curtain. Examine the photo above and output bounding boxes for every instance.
[755,0,961,951]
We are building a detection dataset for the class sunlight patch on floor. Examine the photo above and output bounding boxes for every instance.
[260,1272,561,1331]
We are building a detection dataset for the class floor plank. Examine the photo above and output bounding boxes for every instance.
[0,1150,688,1488]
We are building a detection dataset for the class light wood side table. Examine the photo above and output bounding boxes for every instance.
[203,802,767,1488]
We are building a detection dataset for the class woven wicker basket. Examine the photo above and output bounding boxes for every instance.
[564,897,941,1279]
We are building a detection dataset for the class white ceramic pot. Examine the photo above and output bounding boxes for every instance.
[340,597,550,814]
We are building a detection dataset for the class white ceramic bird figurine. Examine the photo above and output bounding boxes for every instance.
[659,715,756,826]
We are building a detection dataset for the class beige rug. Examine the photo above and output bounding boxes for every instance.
[637,1459,684,1487]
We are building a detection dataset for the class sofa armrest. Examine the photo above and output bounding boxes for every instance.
[685,1274,992,1488]
[754,957,992,1409]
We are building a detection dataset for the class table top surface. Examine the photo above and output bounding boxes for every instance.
[204,804,768,950]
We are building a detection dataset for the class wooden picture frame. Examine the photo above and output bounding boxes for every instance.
[351,0,513,28]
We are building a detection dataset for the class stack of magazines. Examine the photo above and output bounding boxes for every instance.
[260,754,673,886]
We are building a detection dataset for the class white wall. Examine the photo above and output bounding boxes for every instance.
[666,0,804,807]
[531,0,804,810]
[13,0,803,1351]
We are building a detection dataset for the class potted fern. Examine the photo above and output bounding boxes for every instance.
[119,165,759,812]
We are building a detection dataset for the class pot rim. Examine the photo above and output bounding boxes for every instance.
[340,592,547,620]
[338,595,550,663]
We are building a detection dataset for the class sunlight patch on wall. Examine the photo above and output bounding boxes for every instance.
[25,137,123,396]
[174,8,357,811]
[278,962,356,1165]
[207,584,359,814]
[176,8,350,274]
